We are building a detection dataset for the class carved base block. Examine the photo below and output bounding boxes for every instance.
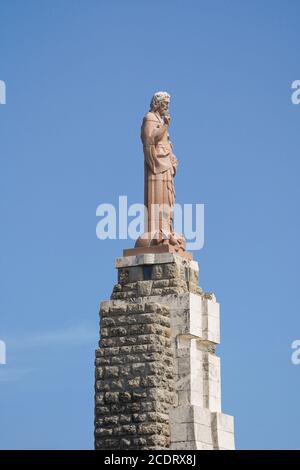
[123,244,193,260]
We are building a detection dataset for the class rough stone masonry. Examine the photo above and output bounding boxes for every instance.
[94,252,235,450]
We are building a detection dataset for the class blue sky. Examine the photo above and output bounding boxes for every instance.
[0,0,300,449]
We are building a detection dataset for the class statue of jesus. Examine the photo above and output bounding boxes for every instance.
[135,91,185,252]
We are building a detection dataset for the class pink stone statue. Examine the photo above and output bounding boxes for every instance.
[135,92,185,253]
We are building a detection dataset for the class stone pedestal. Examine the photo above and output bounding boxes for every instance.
[94,253,235,450]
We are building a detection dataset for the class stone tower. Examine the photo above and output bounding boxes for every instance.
[94,92,235,450]
[94,250,235,450]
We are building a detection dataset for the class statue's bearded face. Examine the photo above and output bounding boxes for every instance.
[157,98,170,116]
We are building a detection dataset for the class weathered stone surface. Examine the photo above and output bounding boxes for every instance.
[152,264,164,280]
[137,281,153,297]
[95,297,175,450]
[110,254,202,300]
[95,254,235,450]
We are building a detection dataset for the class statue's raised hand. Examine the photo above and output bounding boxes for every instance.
[163,114,171,126]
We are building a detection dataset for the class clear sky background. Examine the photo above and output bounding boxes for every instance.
[0,0,300,450]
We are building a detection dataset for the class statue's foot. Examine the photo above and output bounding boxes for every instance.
[134,230,162,248]
[135,230,186,252]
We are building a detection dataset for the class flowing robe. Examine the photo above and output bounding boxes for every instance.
[141,111,178,235]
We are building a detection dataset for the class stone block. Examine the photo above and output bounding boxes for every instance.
[201,298,220,344]
[194,423,213,445]
[151,264,164,279]
[204,394,221,413]
[128,266,144,282]
[211,412,234,433]
[213,429,235,450]
[137,281,153,296]
[170,423,189,442]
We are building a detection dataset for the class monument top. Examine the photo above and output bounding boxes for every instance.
[124,92,192,260]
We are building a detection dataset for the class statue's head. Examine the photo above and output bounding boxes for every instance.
[150,91,170,115]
